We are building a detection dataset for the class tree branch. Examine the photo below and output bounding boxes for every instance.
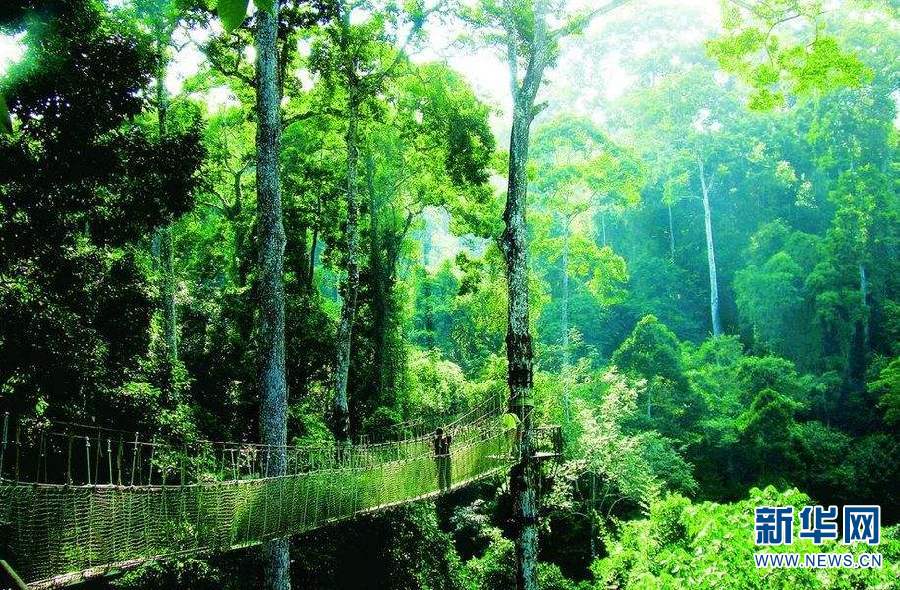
[502,0,519,97]
[551,0,633,39]
[282,106,344,129]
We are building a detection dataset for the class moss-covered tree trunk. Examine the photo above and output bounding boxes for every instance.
[505,107,539,590]
[501,1,550,587]
[332,85,360,443]
[255,5,290,589]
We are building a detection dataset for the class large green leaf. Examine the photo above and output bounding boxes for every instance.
[217,0,250,32]
[501,413,521,432]
[0,94,11,134]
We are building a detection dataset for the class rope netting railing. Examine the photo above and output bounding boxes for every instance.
[0,397,514,588]
[365,393,508,444]
[0,392,507,487]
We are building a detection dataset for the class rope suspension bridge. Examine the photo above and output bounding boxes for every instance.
[0,396,561,589]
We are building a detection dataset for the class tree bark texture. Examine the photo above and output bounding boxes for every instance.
[332,87,360,443]
[698,159,722,337]
[255,6,290,590]
[501,1,550,587]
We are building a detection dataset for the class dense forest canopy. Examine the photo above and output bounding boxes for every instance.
[0,0,897,588]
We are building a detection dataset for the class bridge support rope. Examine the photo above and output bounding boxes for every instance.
[0,424,513,588]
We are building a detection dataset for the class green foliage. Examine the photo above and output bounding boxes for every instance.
[404,349,475,422]
[706,1,871,110]
[464,526,583,590]
[116,557,226,590]
[612,315,686,389]
[788,420,853,502]
[501,412,520,432]
[0,0,203,427]
[737,388,798,484]
[593,487,900,589]
[735,222,827,367]
[1,0,898,587]
[610,316,707,443]
[465,526,515,589]
[294,504,471,590]
[216,0,250,32]
[571,368,698,514]
[0,92,10,133]
[870,356,900,427]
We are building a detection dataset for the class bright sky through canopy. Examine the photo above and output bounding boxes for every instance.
[0,32,27,78]
[413,0,720,141]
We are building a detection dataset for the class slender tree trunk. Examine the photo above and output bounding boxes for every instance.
[366,146,388,404]
[157,225,177,358]
[589,474,597,558]
[296,224,310,288]
[600,212,607,247]
[847,262,870,386]
[255,6,290,590]
[560,220,571,422]
[307,194,322,291]
[667,203,675,261]
[233,227,244,287]
[698,159,722,337]
[859,263,869,347]
[422,277,435,348]
[502,2,549,586]
[421,220,433,267]
[505,100,539,588]
[332,86,361,443]
[371,247,389,400]
[230,168,245,287]
[308,225,318,289]
[154,45,178,363]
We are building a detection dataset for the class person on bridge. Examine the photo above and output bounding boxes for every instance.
[432,427,452,492]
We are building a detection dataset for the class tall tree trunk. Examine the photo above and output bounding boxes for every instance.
[154,43,178,363]
[157,225,177,359]
[698,158,722,337]
[848,262,870,386]
[308,224,318,290]
[859,263,869,347]
[367,146,388,405]
[560,219,571,423]
[505,101,539,590]
[307,193,322,292]
[667,203,675,261]
[295,224,310,288]
[600,212,607,247]
[332,85,360,443]
[422,277,434,348]
[502,2,550,587]
[255,6,290,590]
[421,219,433,267]
[230,168,246,288]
